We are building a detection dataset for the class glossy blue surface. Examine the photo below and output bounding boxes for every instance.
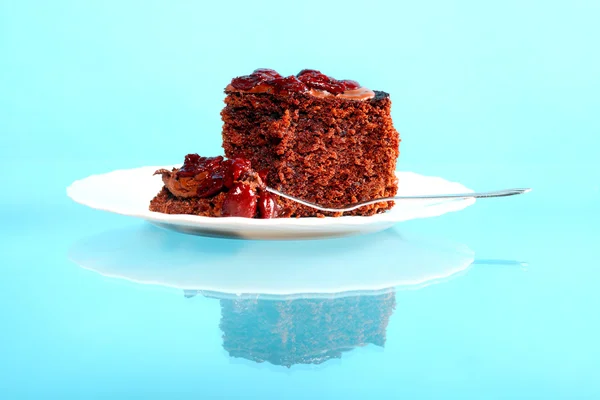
[1,1,599,398]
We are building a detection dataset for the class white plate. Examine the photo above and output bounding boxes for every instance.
[67,166,475,240]
[69,226,475,297]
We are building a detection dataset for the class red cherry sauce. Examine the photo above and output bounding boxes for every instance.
[175,153,279,218]
[176,154,226,198]
[221,182,258,218]
[258,191,281,219]
[230,68,360,95]
[223,157,252,189]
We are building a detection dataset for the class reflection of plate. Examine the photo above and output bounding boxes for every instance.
[68,225,475,296]
[68,227,478,369]
[66,166,475,240]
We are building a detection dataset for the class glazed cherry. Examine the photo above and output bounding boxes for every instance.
[221,182,258,218]
[230,157,252,180]
[177,153,202,177]
[196,177,224,198]
[176,154,227,198]
[253,68,282,79]
[230,68,361,95]
[258,191,280,219]
[177,154,224,178]
[231,74,266,91]
[223,157,252,188]
[269,76,308,94]
[297,69,345,94]
[340,79,360,90]
[231,69,283,91]
[296,69,320,77]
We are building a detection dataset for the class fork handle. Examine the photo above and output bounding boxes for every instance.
[265,187,531,213]
[391,188,531,200]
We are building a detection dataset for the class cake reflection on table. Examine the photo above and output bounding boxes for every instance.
[186,289,396,368]
[69,225,476,368]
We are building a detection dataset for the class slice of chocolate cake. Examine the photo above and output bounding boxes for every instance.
[221,68,400,217]
[149,154,283,218]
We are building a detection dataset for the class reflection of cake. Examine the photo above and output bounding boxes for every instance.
[222,69,400,217]
[149,68,400,218]
[211,291,396,368]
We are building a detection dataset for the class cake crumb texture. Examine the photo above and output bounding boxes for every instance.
[149,187,227,217]
[221,91,400,217]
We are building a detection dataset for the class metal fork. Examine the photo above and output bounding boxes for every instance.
[264,187,531,213]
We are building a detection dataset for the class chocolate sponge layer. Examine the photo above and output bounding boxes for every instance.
[150,187,227,217]
[221,90,400,217]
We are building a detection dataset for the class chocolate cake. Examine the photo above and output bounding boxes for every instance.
[150,68,400,218]
[150,154,283,218]
[222,69,400,217]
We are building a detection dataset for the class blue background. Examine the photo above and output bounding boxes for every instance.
[1,0,599,398]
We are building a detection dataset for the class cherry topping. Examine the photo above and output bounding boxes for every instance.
[177,154,224,178]
[177,153,201,177]
[269,76,308,94]
[296,69,320,77]
[258,191,281,219]
[221,182,258,218]
[231,74,266,91]
[231,69,283,91]
[196,177,224,198]
[223,157,252,188]
[298,70,362,92]
[297,69,346,94]
[230,157,252,180]
[230,68,362,95]
[340,79,360,90]
[175,154,226,198]
[167,153,281,217]
[253,68,282,79]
